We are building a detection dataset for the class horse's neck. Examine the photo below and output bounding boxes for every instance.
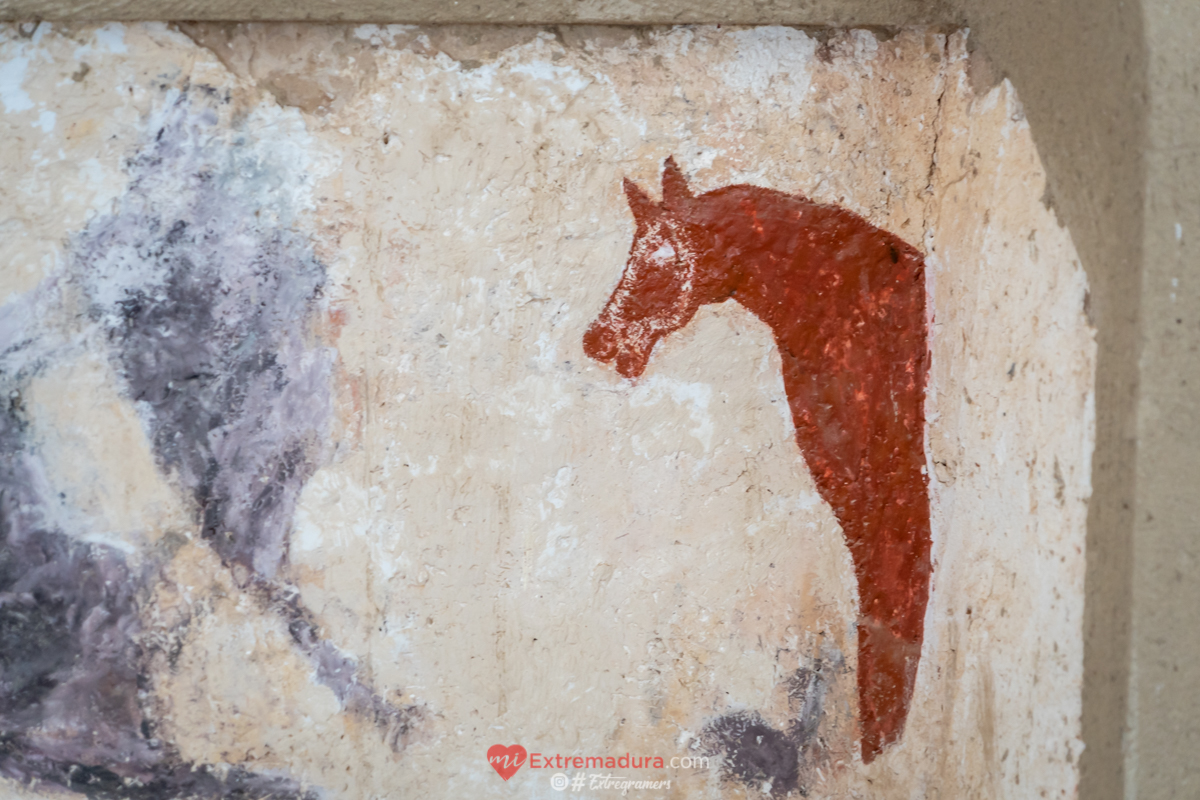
[695,189,818,339]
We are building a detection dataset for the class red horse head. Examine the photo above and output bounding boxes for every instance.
[585,158,932,763]
[584,158,738,378]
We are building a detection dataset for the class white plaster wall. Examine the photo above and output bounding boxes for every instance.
[0,23,1094,799]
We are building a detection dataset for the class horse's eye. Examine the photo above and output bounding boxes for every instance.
[650,242,676,263]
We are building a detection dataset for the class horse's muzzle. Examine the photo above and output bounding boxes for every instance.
[583,321,618,364]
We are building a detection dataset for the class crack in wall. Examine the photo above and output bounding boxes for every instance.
[921,33,953,256]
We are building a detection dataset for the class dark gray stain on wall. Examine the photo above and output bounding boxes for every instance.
[701,651,842,797]
[78,111,330,582]
[0,86,414,797]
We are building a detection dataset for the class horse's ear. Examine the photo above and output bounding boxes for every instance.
[661,156,693,208]
[623,177,657,224]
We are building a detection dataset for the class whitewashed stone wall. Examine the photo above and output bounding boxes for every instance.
[0,23,1093,799]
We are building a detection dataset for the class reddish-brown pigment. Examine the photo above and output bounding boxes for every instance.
[584,158,931,763]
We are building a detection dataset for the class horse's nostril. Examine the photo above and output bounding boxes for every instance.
[583,324,617,362]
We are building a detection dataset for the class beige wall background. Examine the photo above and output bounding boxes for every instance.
[0,2,1192,799]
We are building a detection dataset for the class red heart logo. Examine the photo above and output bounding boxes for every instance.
[487,744,528,781]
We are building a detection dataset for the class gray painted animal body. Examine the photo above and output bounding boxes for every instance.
[0,88,413,798]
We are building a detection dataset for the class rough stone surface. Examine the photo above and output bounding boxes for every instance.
[0,23,1094,798]
[0,0,956,24]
